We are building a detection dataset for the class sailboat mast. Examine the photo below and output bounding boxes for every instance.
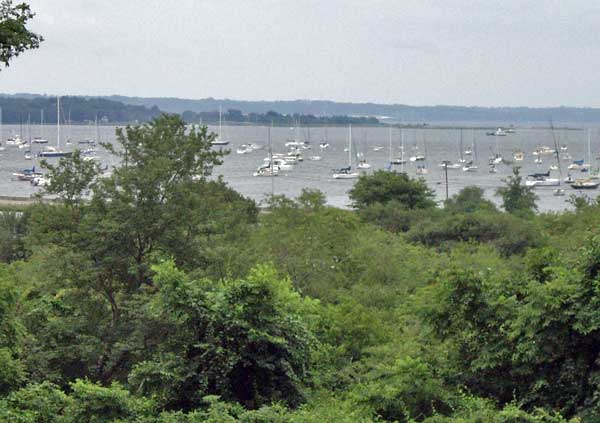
[348,124,352,167]
[269,123,274,197]
[588,129,591,165]
[0,107,2,144]
[41,108,44,140]
[57,97,61,149]
[401,128,405,173]
[219,105,222,141]
[388,126,392,164]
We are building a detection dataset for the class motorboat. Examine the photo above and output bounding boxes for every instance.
[333,166,359,179]
[236,144,254,154]
[253,165,279,177]
[567,160,591,171]
[525,171,560,187]
[513,151,525,161]
[486,128,508,136]
[571,178,600,189]
[439,162,461,169]
[31,176,50,186]
[357,160,371,169]
[39,146,73,158]
[462,161,478,172]
[13,166,42,181]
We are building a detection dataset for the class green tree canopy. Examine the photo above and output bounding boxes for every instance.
[349,170,436,210]
[495,167,538,215]
[0,1,43,69]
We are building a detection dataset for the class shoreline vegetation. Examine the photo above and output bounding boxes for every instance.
[1,115,600,422]
[0,94,591,129]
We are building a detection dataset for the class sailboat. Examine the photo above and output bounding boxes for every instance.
[32,109,48,144]
[462,130,478,172]
[357,129,371,169]
[333,125,359,179]
[39,97,72,158]
[254,125,279,177]
[391,128,406,166]
[211,106,229,146]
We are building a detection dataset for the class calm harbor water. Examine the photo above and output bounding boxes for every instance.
[2,124,599,211]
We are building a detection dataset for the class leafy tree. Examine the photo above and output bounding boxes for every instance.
[444,186,497,214]
[41,150,100,208]
[496,167,538,215]
[350,170,436,210]
[0,1,43,69]
[0,267,25,395]
[128,262,316,410]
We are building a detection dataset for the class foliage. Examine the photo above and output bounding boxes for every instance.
[0,0,43,69]
[496,167,538,215]
[350,170,436,209]
[6,112,600,422]
[445,186,497,214]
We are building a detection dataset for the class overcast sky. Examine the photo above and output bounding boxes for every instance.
[1,0,599,107]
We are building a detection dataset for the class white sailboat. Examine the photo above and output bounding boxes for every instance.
[39,97,72,158]
[211,106,229,146]
[254,125,278,177]
[32,109,48,144]
[333,125,359,179]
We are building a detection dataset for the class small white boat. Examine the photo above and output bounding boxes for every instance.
[253,166,279,177]
[307,155,322,161]
[534,157,543,164]
[525,171,560,187]
[409,155,426,162]
[567,160,590,171]
[372,146,384,152]
[32,137,48,144]
[357,160,371,169]
[553,188,565,196]
[486,128,508,136]
[571,178,600,189]
[31,176,50,186]
[319,142,329,149]
[462,161,478,172]
[333,168,360,179]
[513,151,525,161]
[438,162,461,169]
[236,144,253,154]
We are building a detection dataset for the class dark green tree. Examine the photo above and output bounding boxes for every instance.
[349,170,436,210]
[0,1,43,69]
[444,186,497,214]
[495,167,538,215]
